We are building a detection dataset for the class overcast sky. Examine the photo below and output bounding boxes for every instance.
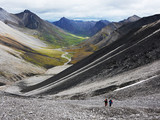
[0,0,160,21]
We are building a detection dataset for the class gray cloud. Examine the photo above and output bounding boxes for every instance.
[0,0,160,21]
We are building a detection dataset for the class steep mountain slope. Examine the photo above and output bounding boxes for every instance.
[53,17,110,36]
[0,20,68,68]
[0,8,23,26]
[0,20,70,84]
[0,43,45,83]
[6,14,160,97]
[0,21,46,49]
[0,21,46,83]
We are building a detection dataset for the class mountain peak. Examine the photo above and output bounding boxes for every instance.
[62,17,67,19]
[0,7,6,12]
[99,20,110,24]
[131,15,140,18]
[15,9,42,29]
[24,9,32,13]
[127,15,140,22]
[60,17,69,21]
[0,7,3,11]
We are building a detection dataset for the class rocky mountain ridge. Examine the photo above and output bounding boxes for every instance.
[0,8,86,47]
[82,15,141,50]
[53,17,110,36]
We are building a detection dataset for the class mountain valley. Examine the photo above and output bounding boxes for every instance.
[0,7,160,120]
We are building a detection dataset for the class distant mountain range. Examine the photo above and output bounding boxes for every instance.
[0,8,85,47]
[53,17,110,36]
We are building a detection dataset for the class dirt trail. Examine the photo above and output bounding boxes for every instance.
[61,52,71,65]
[45,51,72,74]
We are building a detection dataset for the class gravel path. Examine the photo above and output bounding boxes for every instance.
[0,91,160,120]
[45,51,72,75]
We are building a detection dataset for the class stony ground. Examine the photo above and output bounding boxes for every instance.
[0,90,160,120]
[1,59,160,120]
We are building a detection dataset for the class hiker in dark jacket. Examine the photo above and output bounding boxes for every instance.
[109,99,113,107]
[104,98,108,106]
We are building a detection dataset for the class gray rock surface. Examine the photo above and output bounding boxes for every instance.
[0,91,159,120]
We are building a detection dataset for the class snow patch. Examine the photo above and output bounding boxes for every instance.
[114,75,158,91]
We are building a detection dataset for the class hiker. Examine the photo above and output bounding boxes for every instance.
[109,99,113,107]
[104,98,108,107]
